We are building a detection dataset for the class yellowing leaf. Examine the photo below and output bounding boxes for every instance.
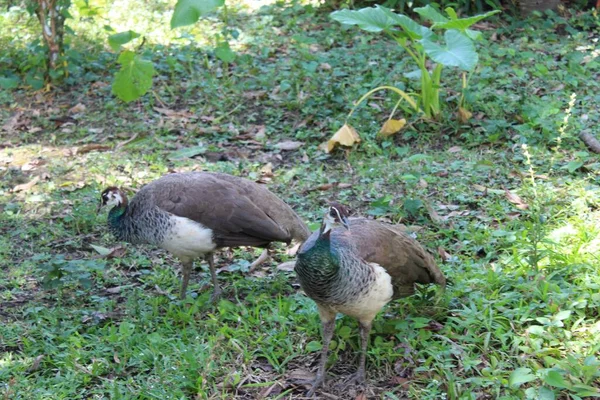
[379,118,407,137]
[458,107,472,123]
[326,124,361,153]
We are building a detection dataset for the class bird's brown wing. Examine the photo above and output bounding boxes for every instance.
[332,218,445,297]
[144,173,293,248]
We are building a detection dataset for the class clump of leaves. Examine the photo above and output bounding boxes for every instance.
[36,254,106,289]
[327,5,499,152]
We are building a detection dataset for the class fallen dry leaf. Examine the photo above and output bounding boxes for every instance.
[327,124,360,153]
[275,140,303,151]
[306,182,353,192]
[13,176,40,193]
[425,203,444,224]
[437,246,452,261]
[379,118,406,137]
[28,355,45,372]
[75,144,112,155]
[260,162,273,177]
[458,107,472,124]
[276,261,296,272]
[319,62,332,71]
[355,394,368,400]
[68,103,86,114]
[447,146,462,153]
[389,376,410,389]
[504,188,529,210]
[288,368,316,382]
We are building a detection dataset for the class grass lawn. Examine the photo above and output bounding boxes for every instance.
[1,1,600,399]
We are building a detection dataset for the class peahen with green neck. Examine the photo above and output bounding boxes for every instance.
[98,172,309,301]
[295,203,446,396]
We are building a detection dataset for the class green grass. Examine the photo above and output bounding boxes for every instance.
[1,1,600,399]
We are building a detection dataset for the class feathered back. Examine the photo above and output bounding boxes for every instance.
[300,218,445,298]
[128,172,309,248]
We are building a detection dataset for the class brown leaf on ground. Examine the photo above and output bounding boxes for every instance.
[275,140,303,151]
[306,182,353,192]
[355,394,368,400]
[504,188,529,210]
[68,103,86,114]
[437,247,452,261]
[2,111,24,132]
[388,376,410,389]
[447,146,462,153]
[327,124,360,153]
[75,144,112,155]
[260,162,274,177]
[379,118,406,137]
[242,90,267,99]
[13,176,40,193]
[276,261,296,272]
[458,107,472,123]
[425,203,444,224]
[288,368,315,382]
[28,355,45,372]
[153,107,195,119]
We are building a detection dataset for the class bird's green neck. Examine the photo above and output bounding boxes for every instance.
[301,228,340,275]
[108,204,127,231]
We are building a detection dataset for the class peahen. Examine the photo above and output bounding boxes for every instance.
[98,171,309,301]
[294,203,446,395]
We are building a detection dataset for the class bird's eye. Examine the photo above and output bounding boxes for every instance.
[329,208,337,217]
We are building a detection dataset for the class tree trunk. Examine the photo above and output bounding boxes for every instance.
[34,0,68,77]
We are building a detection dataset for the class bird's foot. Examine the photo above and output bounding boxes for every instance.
[342,369,367,390]
[209,287,223,303]
[305,374,325,398]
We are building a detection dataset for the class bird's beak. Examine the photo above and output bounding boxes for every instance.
[341,216,350,230]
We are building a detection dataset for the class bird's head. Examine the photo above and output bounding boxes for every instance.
[321,202,350,235]
[97,187,126,213]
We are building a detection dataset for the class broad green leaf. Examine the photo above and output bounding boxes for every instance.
[378,6,432,40]
[538,387,556,400]
[330,7,396,33]
[89,244,112,256]
[554,310,571,320]
[421,30,478,71]
[338,325,352,339]
[215,41,236,62]
[509,367,537,388]
[414,5,448,23]
[433,10,501,32]
[543,371,570,389]
[171,0,225,29]
[0,76,19,89]
[566,161,584,173]
[403,69,422,79]
[168,145,206,160]
[112,50,155,103]
[305,341,322,352]
[108,30,140,52]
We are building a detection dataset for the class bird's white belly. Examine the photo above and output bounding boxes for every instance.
[334,263,394,323]
[160,216,217,260]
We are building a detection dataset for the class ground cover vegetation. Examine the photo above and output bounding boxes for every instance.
[1,0,599,399]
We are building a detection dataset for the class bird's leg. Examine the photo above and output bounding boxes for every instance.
[248,248,270,273]
[344,320,372,387]
[207,253,222,303]
[307,307,336,397]
[180,259,193,300]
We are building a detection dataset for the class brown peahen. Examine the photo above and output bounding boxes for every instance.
[294,203,446,396]
[98,171,309,301]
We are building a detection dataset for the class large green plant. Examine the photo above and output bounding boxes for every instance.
[331,5,499,121]
[110,0,227,102]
